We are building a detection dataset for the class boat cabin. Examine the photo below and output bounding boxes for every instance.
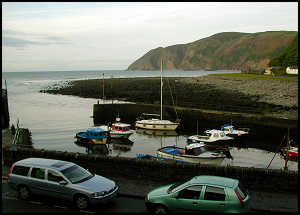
[86,127,107,139]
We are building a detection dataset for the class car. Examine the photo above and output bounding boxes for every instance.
[7,157,119,210]
[145,175,251,213]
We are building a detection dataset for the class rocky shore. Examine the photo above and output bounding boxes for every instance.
[41,74,298,120]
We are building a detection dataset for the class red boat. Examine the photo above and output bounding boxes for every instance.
[284,146,298,161]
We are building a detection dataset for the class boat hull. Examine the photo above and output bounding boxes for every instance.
[157,146,225,165]
[110,131,133,139]
[135,121,179,131]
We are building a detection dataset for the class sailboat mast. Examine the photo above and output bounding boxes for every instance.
[160,58,163,121]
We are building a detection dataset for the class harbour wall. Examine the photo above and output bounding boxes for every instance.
[2,89,10,129]
[93,103,298,142]
[3,147,297,193]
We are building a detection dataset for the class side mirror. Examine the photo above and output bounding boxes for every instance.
[59,180,68,186]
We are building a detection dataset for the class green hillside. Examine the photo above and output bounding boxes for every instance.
[269,33,298,68]
[127,31,297,71]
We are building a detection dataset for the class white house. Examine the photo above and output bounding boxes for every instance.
[286,66,298,75]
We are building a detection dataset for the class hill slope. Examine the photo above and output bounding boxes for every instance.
[127,31,297,71]
[269,33,298,68]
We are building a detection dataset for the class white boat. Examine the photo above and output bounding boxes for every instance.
[97,117,134,139]
[156,144,226,165]
[135,59,180,131]
[136,127,178,136]
[220,124,249,138]
[187,129,234,148]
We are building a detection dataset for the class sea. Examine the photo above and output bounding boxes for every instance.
[2,70,297,171]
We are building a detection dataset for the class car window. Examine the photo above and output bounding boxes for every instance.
[61,164,93,183]
[177,185,202,200]
[48,170,65,183]
[31,168,46,180]
[204,186,226,201]
[236,183,247,200]
[12,165,30,176]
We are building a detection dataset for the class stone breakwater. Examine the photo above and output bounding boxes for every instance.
[41,75,298,120]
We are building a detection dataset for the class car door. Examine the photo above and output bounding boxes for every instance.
[167,185,203,213]
[197,185,227,213]
[45,169,71,200]
[28,167,48,196]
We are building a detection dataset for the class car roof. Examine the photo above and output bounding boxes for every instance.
[190,175,238,188]
[15,158,75,171]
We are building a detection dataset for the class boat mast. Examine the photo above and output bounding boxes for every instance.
[160,58,163,121]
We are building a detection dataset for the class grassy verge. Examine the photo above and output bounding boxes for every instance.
[210,73,298,82]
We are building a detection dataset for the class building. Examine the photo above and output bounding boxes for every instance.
[286,66,298,75]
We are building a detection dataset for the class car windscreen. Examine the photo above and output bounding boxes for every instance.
[167,181,186,194]
[61,165,93,184]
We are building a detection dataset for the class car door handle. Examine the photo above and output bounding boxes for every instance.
[219,203,225,206]
[192,202,198,205]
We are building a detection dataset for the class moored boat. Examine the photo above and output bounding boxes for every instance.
[220,124,250,138]
[187,129,234,148]
[156,144,226,165]
[136,127,178,136]
[97,117,134,139]
[135,59,180,131]
[75,127,108,144]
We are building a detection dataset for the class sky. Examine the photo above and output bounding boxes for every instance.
[2,2,298,72]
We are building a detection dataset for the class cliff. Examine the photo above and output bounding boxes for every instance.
[127,31,297,71]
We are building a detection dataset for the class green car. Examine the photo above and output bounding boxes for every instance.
[145,175,250,213]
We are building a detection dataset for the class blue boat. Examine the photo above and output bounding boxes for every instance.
[75,127,108,144]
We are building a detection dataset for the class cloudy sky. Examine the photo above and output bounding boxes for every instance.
[2,2,298,72]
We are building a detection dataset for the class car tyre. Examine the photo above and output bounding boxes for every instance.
[154,204,167,214]
[75,194,89,210]
[18,185,30,200]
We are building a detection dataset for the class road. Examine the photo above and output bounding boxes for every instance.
[2,181,147,213]
[3,180,295,213]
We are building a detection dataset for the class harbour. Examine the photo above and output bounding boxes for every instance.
[2,70,298,171]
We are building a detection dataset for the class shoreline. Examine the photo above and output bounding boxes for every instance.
[41,75,298,120]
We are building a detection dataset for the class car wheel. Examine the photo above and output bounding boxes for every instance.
[154,205,167,214]
[18,185,30,200]
[75,194,89,210]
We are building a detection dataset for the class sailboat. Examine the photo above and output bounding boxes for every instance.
[135,59,180,131]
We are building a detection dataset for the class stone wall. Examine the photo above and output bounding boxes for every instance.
[3,147,297,193]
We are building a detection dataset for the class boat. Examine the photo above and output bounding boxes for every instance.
[187,129,234,148]
[156,144,227,165]
[135,59,180,131]
[281,139,298,161]
[97,117,134,139]
[136,153,191,164]
[136,127,178,136]
[220,124,250,138]
[74,127,108,144]
[109,117,134,139]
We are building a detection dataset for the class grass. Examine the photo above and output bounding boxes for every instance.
[210,73,298,82]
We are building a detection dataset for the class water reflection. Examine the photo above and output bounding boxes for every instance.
[109,139,134,154]
[74,141,109,155]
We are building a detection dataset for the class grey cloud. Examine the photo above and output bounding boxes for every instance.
[3,36,51,47]
[3,29,71,47]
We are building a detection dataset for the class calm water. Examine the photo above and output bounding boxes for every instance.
[2,70,297,171]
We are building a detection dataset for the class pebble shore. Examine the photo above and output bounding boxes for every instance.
[181,75,298,119]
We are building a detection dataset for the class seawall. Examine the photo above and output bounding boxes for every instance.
[2,89,10,129]
[3,147,297,194]
[93,103,298,142]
